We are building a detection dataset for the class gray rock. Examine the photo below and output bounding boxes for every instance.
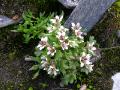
[0,15,15,28]
[112,73,120,90]
[64,0,116,32]
[58,0,79,9]
[0,15,22,28]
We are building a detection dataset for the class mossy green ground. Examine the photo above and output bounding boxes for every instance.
[0,0,120,90]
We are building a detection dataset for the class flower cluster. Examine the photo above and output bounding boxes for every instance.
[79,37,97,73]
[40,56,59,76]
[30,14,97,85]
[71,23,85,40]
[37,36,58,76]
[80,52,94,73]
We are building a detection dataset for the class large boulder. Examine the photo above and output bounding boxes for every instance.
[64,0,116,32]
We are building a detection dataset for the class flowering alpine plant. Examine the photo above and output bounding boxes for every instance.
[28,14,97,85]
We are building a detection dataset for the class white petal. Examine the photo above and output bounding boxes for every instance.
[82,52,86,57]
[48,70,51,75]
[51,53,54,56]
[85,60,91,65]
[39,46,44,50]
[41,37,47,42]
[59,15,63,21]
[71,23,75,27]
[92,47,96,50]
[44,37,48,41]
[60,26,64,30]
[61,32,65,36]
[89,65,94,72]
[54,71,57,76]
[37,44,41,48]
[47,27,53,32]
[80,62,85,67]
[47,51,51,55]
[55,16,59,20]
[86,54,91,60]
[50,19,56,24]
[76,23,80,27]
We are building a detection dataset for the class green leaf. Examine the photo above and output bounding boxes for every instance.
[29,65,39,71]
[32,71,40,79]
[34,49,41,56]
[89,36,96,43]
[55,50,62,59]
[115,1,120,7]
[77,84,81,89]
[28,87,33,90]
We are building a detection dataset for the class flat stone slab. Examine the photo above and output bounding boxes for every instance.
[0,15,16,28]
[0,15,22,28]
[64,0,116,32]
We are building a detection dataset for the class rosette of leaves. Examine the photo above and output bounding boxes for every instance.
[17,11,54,43]
[28,15,97,85]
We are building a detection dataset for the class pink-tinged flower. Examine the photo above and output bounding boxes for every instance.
[61,40,69,50]
[85,64,94,72]
[41,57,49,70]
[47,65,59,76]
[71,23,82,31]
[74,30,84,39]
[50,15,63,25]
[87,42,96,50]
[47,26,53,33]
[80,52,92,67]
[71,23,85,39]
[37,37,48,50]
[56,31,67,42]
[47,46,56,56]
[59,26,69,32]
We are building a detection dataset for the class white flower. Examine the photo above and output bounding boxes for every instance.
[47,26,53,33]
[56,31,67,42]
[71,23,82,31]
[85,64,94,73]
[37,37,48,50]
[87,42,96,50]
[50,15,63,25]
[87,42,96,54]
[41,57,49,70]
[57,31,65,37]
[74,30,84,39]
[59,26,69,32]
[47,65,59,76]
[71,23,85,39]
[61,40,69,50]
[47,46,56,56]
[80,52,92,67]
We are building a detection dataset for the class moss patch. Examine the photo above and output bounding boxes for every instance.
[86,7,120,90]
[86,47,120,90]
